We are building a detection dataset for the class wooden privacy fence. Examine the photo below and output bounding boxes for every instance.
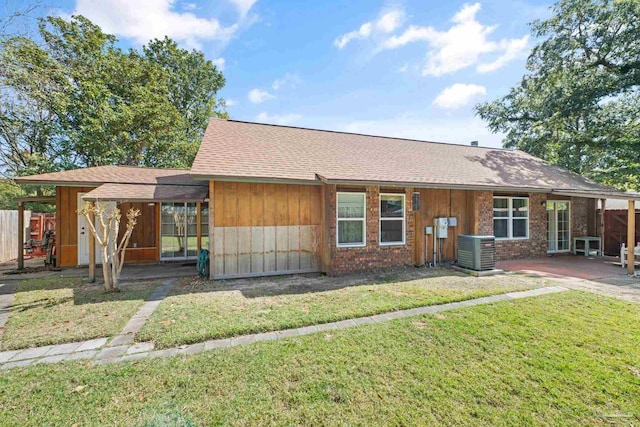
[0,210,31,263]
[603,209,640,256]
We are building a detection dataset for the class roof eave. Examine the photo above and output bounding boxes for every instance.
[550,189,640,200]
[189,173,322,185]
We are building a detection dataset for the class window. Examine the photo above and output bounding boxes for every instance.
[201,202,209,251]
[337,192,366,247]
[380,193,405,245]
[160,202,199,259]
[493,197,529,239]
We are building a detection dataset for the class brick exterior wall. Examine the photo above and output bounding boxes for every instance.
[571,196,589,238]
[328,186,414,275]
[475,191,493,235]
[326,185,594,272]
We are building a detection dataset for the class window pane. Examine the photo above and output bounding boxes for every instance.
[493,198,508,218]
[494,218,508,238]
[201,203,209,225]
[512,198,529,218]
[381,220,403,243]
[338,193,365,218]
[513,219,527,238]
[161,236,182,258]
[380,195,404,218]
[338,220,364,245]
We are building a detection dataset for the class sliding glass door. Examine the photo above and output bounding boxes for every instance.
[547,201,570,253]
[161,202,199,260]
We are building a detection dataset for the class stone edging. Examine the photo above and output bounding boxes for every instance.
[0,286,568,370]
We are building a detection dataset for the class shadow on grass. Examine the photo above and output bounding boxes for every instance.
[171,267,468,299]
[13,277,159,308]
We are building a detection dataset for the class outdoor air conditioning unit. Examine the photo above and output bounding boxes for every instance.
[457,235,496,271]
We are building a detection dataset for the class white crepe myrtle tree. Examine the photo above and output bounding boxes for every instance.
[77,201,141,292]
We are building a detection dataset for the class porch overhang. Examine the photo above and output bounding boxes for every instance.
[550,189,640,200]
[81,183,208,203]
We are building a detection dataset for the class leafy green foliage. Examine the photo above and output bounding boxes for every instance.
[144,37,227,147]
[476,0,640,190]
[0,15,226,204]
[0,14,226,177]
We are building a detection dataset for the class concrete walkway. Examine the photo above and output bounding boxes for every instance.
[0,286,568,370]
[107,279,176,347]
[0,282,17,341]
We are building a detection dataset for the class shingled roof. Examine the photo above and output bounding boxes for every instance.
[15,165,205,187]
[81,183,208,202]
[191,119,626,196]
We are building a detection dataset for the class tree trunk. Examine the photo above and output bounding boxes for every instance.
[101,245,112,291]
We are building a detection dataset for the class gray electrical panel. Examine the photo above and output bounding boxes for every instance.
[457,235,495,271]
[435,218,448,238]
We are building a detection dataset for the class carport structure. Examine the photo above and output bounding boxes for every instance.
[554,190,640,276]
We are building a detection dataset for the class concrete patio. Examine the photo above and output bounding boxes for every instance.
[497,255,640,302]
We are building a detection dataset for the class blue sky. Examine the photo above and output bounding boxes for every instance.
[17,0,552,147]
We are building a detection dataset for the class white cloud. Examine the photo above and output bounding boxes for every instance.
[398,63,409,73]
[212,57,226,70]
[228,0,258,18]
[334,9,404,49]
[334,22,373,49]
[376,10,403,33]
[256,112,302,125]
[248,88,275,103]
[476,35,530,73]
[272,73,302,91]
[74,0,253,49]
[380,3,530,76]
[343,114,504,147]
[432,83,487,109]
[181,2,196,11]
[225,99,237,107]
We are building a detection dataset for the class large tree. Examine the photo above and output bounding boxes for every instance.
[144,37,227,154]
[476,0,640,190]
[0,15,227,179]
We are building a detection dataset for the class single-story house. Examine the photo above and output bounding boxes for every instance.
[16,118,640,279]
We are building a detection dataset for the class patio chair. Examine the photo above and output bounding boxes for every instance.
[620,243,640,268]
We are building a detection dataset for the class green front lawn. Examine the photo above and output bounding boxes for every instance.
[137,270,549,348]
[1,291,639,426]
[1,277,156,350]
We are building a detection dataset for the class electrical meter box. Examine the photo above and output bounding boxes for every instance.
[448,217,458,227]
[436,218,448,238]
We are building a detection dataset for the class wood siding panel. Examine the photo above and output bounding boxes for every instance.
[57,187,160,266]
[416,188,474,265]
[118,202,157,250]
[56,186,96,267]
[213,183,321,227]
[211,182,322,278]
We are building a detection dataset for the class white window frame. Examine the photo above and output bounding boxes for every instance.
[336,192,366,248]
[493,196,529,240]
[379,193,406,246]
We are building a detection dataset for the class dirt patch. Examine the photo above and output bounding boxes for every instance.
[173,266,468,298]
